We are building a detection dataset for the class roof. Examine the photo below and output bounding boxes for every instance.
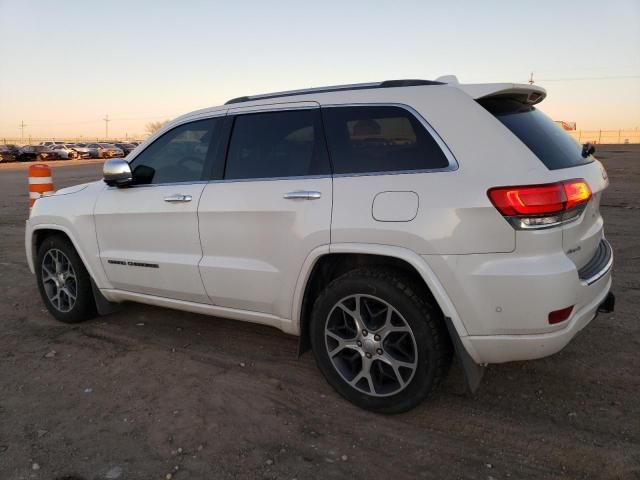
[168,76,548,130]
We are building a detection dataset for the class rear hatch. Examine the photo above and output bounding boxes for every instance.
[477,93,609,271]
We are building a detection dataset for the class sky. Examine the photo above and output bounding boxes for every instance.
[0,0,639,139]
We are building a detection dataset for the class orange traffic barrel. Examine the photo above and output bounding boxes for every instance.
[28,164,55,209]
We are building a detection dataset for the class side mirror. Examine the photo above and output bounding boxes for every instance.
[582,142,596,158]
[103,158,133,187]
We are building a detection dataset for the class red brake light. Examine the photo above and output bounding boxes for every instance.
[488,179,592,217]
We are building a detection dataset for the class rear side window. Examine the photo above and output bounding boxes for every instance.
[322,106,450,175]
[225,109,329,180]
[479,97,594,170]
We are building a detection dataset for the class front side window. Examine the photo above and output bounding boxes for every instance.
[224,109,329,180]
[129,118,222,185]
[322,106,450,175]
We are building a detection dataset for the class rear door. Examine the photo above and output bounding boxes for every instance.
[94,116,226,303]
[197,103,332,319]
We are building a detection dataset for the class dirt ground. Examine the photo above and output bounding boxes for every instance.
[0,146,638,480]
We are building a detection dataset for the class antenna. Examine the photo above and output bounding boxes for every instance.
[528,72,535,84]
[19,120,28,142]
[103,114,111,139]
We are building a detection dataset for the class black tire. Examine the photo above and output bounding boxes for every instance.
[310,268,452,414]
[35,234,96,323]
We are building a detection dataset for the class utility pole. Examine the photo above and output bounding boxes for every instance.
[528,72,535,84]
[19,120,28,142]
[103,114,110,140]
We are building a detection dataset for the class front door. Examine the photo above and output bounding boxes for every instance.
[94,116,226,303]
[198,105,332,319]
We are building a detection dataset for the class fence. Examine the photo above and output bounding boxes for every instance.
[566,129,640,145]
[1,136,145,145]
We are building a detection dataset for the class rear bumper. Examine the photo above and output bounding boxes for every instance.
[461,274,612,364]
[424,236,614,364]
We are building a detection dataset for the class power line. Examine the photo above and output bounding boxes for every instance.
[0,113,180,129]
[535,75,640,82]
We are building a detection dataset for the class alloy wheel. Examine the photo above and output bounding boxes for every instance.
[324,294,418,397]
[41,248,77,313]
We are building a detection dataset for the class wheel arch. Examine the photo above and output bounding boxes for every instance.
[293,243,468,355]
[29,224,106,289]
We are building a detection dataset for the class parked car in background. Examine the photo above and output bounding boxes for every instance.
[0,145,16,163]
[86,143,125,159]
[67,144,92,159]
[17,145,59,162]
[113,143,137,156]
[40,141,66,147]
[0,144,20,162]
[51,144,79,160]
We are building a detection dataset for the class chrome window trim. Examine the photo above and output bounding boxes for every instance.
[120,103,458,187]
[206,174,330,185]
[108,180,210,190]
[228,101,320,115]
[321,102,459,174]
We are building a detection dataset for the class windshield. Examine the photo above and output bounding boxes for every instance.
[478,97,594,170]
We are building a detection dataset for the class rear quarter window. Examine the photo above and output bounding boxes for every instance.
[322,106,451,175]
[479,97,594,170]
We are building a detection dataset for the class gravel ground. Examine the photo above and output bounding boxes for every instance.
[0,146,638,480]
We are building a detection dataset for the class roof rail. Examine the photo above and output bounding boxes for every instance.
[224,79,444,105]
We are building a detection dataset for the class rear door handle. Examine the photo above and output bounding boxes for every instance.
[164,194,193,203]
[283,190,322,200]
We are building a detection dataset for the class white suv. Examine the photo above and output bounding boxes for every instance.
[26,78,615,413]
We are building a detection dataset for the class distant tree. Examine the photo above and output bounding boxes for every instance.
[145,120,169,135]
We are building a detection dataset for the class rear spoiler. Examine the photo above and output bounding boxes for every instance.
[435,76,547,105]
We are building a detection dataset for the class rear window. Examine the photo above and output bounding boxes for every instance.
[322,106,450,175]
[479,97,593,170]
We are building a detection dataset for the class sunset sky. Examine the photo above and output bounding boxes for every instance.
[0,0,638,139]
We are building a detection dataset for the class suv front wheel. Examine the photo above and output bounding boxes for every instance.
[35,234,96,323]
[310,268,451,413]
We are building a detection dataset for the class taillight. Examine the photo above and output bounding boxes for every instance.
[488,179,591,229]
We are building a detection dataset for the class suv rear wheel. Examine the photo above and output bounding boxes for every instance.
[310,268,451,413]
[36,234,96,323]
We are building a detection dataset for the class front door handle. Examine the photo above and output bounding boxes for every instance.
[164,194,193,203]
[283,190,322,200]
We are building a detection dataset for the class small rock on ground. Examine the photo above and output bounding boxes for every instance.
[105,465,123,479]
